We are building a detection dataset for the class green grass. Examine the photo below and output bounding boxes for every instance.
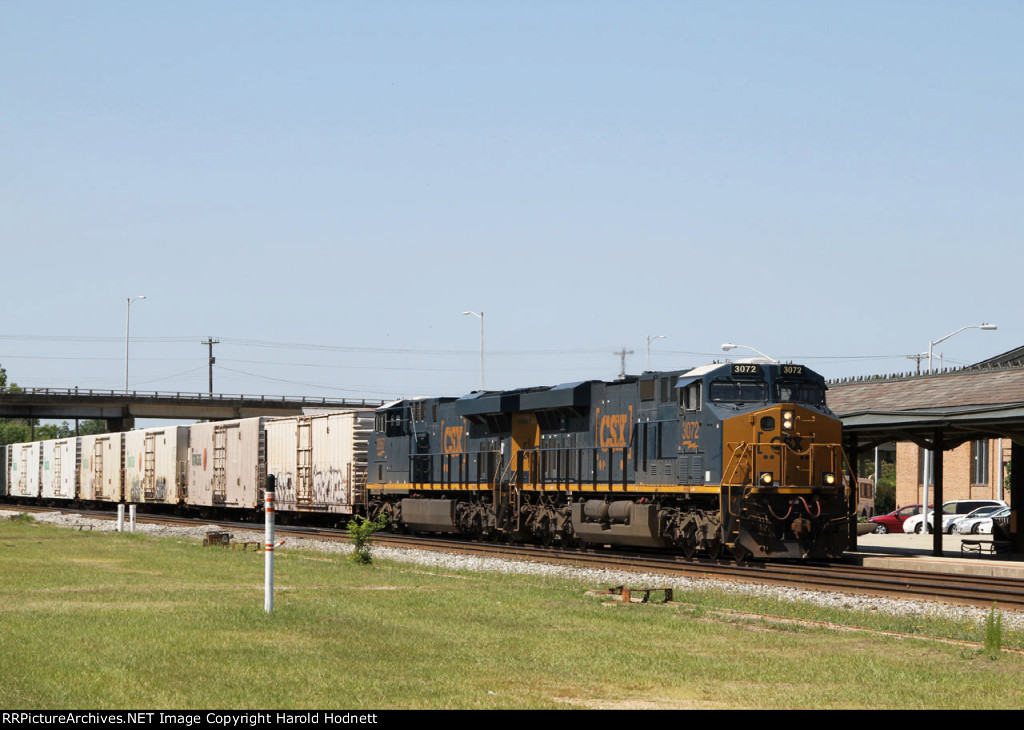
[2,518,1024,709]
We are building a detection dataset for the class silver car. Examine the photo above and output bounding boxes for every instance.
[946,504,1007,534]
[953,506,1011,535]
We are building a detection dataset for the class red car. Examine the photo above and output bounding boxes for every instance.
[868,504,924,534]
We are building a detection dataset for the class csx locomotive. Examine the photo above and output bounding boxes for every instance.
[367,361,851,560]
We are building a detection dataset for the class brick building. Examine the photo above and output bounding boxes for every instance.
[894,438,1009,508]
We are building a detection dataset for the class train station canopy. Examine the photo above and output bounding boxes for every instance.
[824,346,1024,554]
[826,363,1024,449]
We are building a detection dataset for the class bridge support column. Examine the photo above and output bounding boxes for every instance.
[108,416,135,432]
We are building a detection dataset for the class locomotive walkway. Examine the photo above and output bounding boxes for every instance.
[0,388,384,431]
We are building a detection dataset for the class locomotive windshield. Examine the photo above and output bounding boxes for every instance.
[773,380,826,406]
[708,380,768,403]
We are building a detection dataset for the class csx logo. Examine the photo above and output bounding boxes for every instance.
[442,424,464,454]
[597,407,633,448]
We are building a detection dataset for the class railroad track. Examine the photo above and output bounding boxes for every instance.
[363,534,1024,612]
[7,503,1024,612]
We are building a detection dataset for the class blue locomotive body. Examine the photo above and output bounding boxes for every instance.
[367,362,850,560]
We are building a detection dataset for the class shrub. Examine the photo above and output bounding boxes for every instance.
[347,514,388,565]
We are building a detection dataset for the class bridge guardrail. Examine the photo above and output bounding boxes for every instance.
[0,387,386,407]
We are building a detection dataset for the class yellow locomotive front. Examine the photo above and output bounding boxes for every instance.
[717,380,850,560]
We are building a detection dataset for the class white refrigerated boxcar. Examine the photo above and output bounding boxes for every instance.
[187,417,269,509]
[124,426,189,505]
[40,437,77,501]
[79,433,124,502]
[265,411,373,515]
[8,441,42,498]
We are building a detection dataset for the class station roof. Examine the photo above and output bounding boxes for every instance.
[826,361,1024,448]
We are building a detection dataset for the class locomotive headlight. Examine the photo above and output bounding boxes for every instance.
[822,472,836,486]
[782,410,794,430]
[759,471,774,486]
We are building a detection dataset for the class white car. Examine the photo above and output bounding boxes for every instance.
[954,506,1011,535]
[903,500,1006,534]
[901,510,932,535]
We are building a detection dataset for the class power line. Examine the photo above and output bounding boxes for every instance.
[0,333,952,368]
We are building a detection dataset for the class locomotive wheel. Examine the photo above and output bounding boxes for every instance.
[732,544,751,565]
[705,529,724,560]
[464,512,483,540]
[538,518,555,547]
[559,525,580,549]
[680,527,697,560]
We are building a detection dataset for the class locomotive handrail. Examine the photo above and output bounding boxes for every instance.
[498,445,631,491]
[413,445,632,492]
[407,449,508,491]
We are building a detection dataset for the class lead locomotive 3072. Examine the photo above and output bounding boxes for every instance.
[367,361,851,561]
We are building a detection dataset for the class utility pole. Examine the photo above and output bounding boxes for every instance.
[907,353,926,376]
[201,337,219,394]
[614,347,634,380]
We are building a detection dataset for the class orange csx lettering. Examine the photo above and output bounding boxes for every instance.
[443,425,464,454]
[599,413,630,448]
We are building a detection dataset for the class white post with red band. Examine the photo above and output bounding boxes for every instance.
[265,474,276,614]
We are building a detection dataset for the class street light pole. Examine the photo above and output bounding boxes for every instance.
[646,335,666,370]
[720,342,778,363]
[920,322,997,524]
[927,323,997,373]
[124,295,146,393]
[462,310,484,389]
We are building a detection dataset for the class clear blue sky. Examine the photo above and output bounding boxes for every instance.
[2,1,1021,404]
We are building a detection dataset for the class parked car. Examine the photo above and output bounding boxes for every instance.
[904,499,1007,534]
[868,505,923,534]
[901,509,931,535]
[945,504,1007,534]
[953,506,1011,535]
